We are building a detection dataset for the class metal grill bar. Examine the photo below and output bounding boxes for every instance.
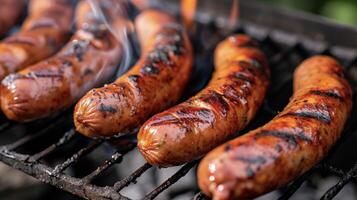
[114,163,152,191]
[321,162,357,200]
[143,161,198,200]
[53,139,102,174]
[29,129,77,162]
[83,151,127,184]
[0,1,356,199]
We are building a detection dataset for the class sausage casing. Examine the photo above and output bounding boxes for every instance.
[137,35,270,167]
[0,0,73,80]
[197,55,353,200]
[0,0,126,121]
[73,9,193,138]
[0,0,25,36]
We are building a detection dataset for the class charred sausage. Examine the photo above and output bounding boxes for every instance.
[197,55,353,200]
[0,0,73,80]
[73,9,193,138]
[137,35,270,167]
[0,0,127,122]
[0,0,25,36]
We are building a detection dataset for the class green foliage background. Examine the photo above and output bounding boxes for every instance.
[260,0,357,25]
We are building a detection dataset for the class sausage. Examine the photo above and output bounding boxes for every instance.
[0,0,73,80]
[197,55,353,200]
[0,0,25,36]
[73,9,193,138]
[137,35,270,167]
[0,0,127,122]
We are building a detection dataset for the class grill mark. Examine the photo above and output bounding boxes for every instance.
[255,130,312,147]
[148,49,170,64]
[99,103,117,113]
[234,156,267,165]
[200,90,230,116]
[310,90,343,101]
[27,21,57,30]
[229,72,254,84]
[4,38,35,46]
[71,40,89,61]
[284,111,331,123]
[32,73,63,78]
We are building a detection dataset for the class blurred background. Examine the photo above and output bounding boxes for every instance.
[259,0,357,26]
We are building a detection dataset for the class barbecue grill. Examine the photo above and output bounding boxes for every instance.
[1,0,357,199]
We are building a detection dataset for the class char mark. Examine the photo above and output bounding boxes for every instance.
[99,103,117,113]
[141,64,160,75]
[200,90,230,116]
[310,90,343,101]
[284,111,331,123]
[255,130,312,147]
[234,156,267,165]
[229,72,254,84]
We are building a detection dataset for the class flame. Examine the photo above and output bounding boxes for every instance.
[87,0,134,76]
[229,0,239,28]
[181,0,197,30]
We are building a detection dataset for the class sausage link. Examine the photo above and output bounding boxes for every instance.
[0,0,73,80]
[197,55,353,200]
[137,35,270,167]
[0,0,126,122]
[73,9,193,138]
[0,0,25,36]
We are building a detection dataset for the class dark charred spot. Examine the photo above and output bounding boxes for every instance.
[245,166,255,178]
[71,39,89,61]
[224,144,232,152]
[62,59,73,67]
[255,130,312,148]
[235,156,267,165]
[148,50,170,64]
[310,90,344,101]
[99,103,117,113]
[84,69,93,76]
[196,109,214,119]
[275,144,283,152]
[200,90,230,116]
[157,43,184,56]
[82,22,108,38]
[284,111,331,124]
[141,64,160,75]
[251,59,263,70]
[33,73,63,79]
[230,72,254,84]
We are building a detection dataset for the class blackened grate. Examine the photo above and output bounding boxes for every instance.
[1,1,357,200]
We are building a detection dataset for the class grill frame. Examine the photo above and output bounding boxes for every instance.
[1,1,357,200]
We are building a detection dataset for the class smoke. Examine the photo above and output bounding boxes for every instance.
[87,0,135,76]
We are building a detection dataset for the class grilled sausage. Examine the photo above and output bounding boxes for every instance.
[0,0,73,80]
[137,35,270,167]
[0,0,25,36]
[74,9,193,138]
[0,0,127,122]
[197,55,353,200]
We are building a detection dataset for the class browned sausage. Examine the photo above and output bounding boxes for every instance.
[73,9,193,138]
[0,0,127,122]
[197,55,353,200]
[0,0,25,36]
[137,35,270,167]
[0,0,73,80]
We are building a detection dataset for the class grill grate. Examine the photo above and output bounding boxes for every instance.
[1,2,357,200]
